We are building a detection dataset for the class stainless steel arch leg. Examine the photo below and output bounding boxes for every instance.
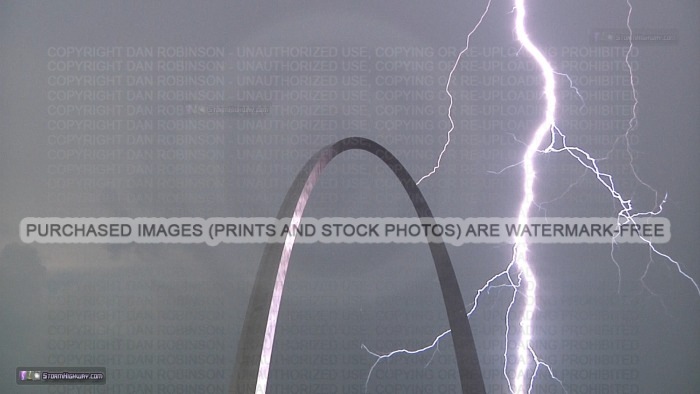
[231,137,485,394]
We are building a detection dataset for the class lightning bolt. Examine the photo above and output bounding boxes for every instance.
[416,0,493,186]
[503,0,557,391]
[414,0,559,390]
[364,1,700,393]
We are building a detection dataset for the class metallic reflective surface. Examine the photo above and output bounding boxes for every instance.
[231,137,485,394]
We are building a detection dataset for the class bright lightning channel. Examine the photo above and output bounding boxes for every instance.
[364,0,700,393]
[505,0,556,391]
[404,0,559,390]
[367,0,554,390]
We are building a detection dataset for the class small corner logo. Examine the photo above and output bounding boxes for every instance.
[18,370,42,381]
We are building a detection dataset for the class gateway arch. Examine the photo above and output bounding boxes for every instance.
[231,137,485,393]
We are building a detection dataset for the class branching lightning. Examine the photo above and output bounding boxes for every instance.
[416,0,493,186]
[506,1,555,391]
[363,0,700,393]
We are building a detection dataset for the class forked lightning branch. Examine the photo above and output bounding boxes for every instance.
[365,0,699,393]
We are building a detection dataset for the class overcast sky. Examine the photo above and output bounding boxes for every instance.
[0,1,698,393]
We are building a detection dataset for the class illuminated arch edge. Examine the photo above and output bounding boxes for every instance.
[230,137,485,394]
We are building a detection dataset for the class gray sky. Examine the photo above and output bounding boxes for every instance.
[1,0,698,393]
